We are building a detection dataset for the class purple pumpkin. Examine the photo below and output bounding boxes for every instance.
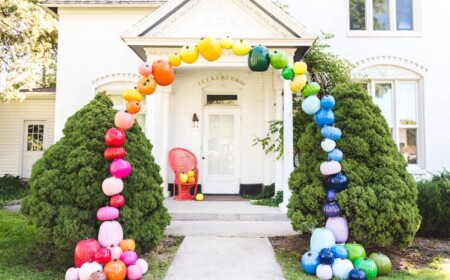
[110,159,132,179]
[96,206,119,221]
[322,201,342,217]
[326,189,337,201]
[120,250,138,266]
[326,217,349,243]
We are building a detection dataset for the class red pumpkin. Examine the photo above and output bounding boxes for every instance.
[74,238,101,268]
[94,247,111,264]
[104,259,127,280]
[152,60,174,86]
[104,128,126,147]
[110,194,125,208]
[104,147,126,161]
[137,76,157,95]
[126,100,141,114]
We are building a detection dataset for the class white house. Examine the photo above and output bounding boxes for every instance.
[1,0,449,209]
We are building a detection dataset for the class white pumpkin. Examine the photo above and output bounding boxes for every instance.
[321,138,336,152]
[310,228,335,253]
[316,264,333,280]
[326,217,349,244]
[109,245,123,261]
[136,258,149,274]
[332,258,354,279]
[98,221,123,248]
[65,267,80,280]
[320,160,342,176]
[79,261,102,280]
[102,177,123,196]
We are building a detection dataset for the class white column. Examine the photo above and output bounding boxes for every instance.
[160,87,171,198]
[275,89,284,192]
[145,94,157,145]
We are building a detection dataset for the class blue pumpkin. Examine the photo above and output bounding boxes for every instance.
[315,108,335,127]
[310,228,336,253]
[301,251,320,275]
[331,245,348,259]
[328,148,343,162]
[302,95,321,115]
[326,172,349,192]
[321,125,342,141]
[319,248,335,265]
[321,95,336,109]
[349,268,368,280]
[326,189,337,202]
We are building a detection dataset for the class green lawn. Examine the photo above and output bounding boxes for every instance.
[275,249,450,280]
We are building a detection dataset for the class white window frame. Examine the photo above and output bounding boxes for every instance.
[348,0,422,37]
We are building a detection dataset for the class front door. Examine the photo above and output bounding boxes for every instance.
[22,121,46,178]
[202,108,240,194]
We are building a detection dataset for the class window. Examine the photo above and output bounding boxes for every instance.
[206,94,238,105]
[350,0,415,31]
[27,124,44,151]
[369,80,419,164]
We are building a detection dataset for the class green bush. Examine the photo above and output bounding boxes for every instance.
[288,83,421,248]
[21,92,170,268]
[0,174,28,207]
[417,171,450,238]
[252,190,283,207]
[243,183,275,200]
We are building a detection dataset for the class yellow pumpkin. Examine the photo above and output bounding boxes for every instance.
[123,88,143,102]
[293,61,308,75]
[197,36,222,62]
[220,36,233,49]
[290,74,307,93]
[179,45,199,64]
[232,39,252,56]
[168,52,182,67]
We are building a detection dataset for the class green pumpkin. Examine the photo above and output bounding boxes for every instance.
[248,45,270,72]
[354,257,378,278]
[301,82,321,97]
[281,66,295,80]
[369,253,392,276]
[270,50,289,69]
[345,243,366,262]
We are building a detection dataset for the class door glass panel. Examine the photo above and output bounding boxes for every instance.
[399,128,417,164]
[373,0,390,30]
[374,83,393,127]
[208,114,234,176]
[27,124,44,151]
[396,0,413,30]
[350,0,366,30]
[397,82,417,125]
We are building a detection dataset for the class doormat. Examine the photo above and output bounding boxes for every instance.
[202,195,249,201]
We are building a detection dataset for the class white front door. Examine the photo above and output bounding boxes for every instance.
[202,107,240,194]
[22,121,46,178]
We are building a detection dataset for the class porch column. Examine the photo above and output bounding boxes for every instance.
[275,89,284,192]
[160,86,171,198]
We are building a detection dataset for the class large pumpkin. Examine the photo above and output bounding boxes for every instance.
[197,36,222,62]
[354,257,378,279]
[310,228,335,253]
[152,60,174,86]
[248,45,270,72]
[289,74,307,93]
[368,253,392,276]
[332,258,354,279]
[104,259,127,280]
[98,221,124,248]
[179,45,199,64]
[232,39,251,56]
[345,243,366,262]
[137,76,156,95]
[74,238,101,268]
[326,217,349,243]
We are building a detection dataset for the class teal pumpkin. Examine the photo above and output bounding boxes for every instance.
[369,253,392,276]
[345,243,366,262]
[281,66,295,80]
[248,45,270,72]
[354,257,378,279]
[301,82,321,97]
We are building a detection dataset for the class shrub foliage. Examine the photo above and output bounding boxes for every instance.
[0,174,28,206]
[21,93,170,267]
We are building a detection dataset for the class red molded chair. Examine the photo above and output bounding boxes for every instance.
[168,147,199,201]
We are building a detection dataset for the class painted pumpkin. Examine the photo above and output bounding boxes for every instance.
[126,100,141,114]
[89,271,107,280]
[104,259,126,280]
[301,251,320,275]
[74,238,101,268]
[281,66,295,80]
[110,194,125,208]
[98,221,124,248]
[232,39,251,56]
[315,108,335,127]
[316,264,333,280]
[137,76,157,95]
[349,268,368,280]
[109,245,123,261]
[269,50,289,69]
[136,259,148,274]
[322,201,342,218]
[321,138,336,152]
[326,217,349,243]
[180,45,199,64]
[187,176,195,183]
[326,172,349,192]
[96,206,119,221]
[138,62,152,77]
[120,239,136,252]
[289,74,307,93]
[301,82,321,97]
[102,177,123,196]
[302,95,321,115]
[220,36,233,49]
[127,264,143,280]
[168,52,182,67]
[65,267,80,280]
[114,111,134,130]
[320,160,342,176]
[368,253,392,276]
[104,128,126,147]
[345,243,366,263]
[328,148,344,162]
[110,158,132,179]
[94,247,111,264]
[120,250,138,266]
[197,36,222,62]
[326,189,337,202]
[332,258,354,280]
[321,125,342,141]
[248,45,270,72]
[152,60,174,86]
[104,147,126,161]
[321,95,336,109]
[79,261,102,280]
[310,228,335,253]
[354,257,378,279]
[293,61,308,74]
[122,88,143,102]
[319,248,335,265]
[331,245,348,259]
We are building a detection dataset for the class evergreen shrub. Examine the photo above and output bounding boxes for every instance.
[0,174,28,206]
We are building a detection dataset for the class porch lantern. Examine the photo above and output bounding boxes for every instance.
[192,113,199,128]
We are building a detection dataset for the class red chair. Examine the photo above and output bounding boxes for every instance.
[168,147,199,201]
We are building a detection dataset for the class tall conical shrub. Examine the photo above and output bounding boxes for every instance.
[21,92,170,267]
[288,83,420,247]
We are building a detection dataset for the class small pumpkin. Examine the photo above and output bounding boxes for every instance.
[310,228,335,253]
[281,66,295,80]
[104,147,126,161]
[168,52,182,66]
[322,201,342,218]
[120,250,138,266]
[197,36,222,62]
[316,264,333,280]
[326,189,337,202]
[94,247,111,264]
[293,61,307,74]
[152,60,174,86]
[345,243,366,263]
[321,95,336,109]
[349,268,368,280]
[220,36,233,49]
[104,259,127,280]
[326,172,349,192]
[65,267,80,280]
[180,45,199,64]
[301,251,320,275]
[331,245,348,259]
[248,45,270,72]
[332,258,354,280]
[321,125,342,141]
[109,245,123,261]
[354,257,378,279]
[187,176,195,183]
[98,221,124,248]
[127,264,143,280]
[269,50,289,69]
[126,100,141,114]
[319,248,335,265]
[110,159,132,179]
[232,39,251,56]
[89,271,107,280]
[114,111,134,130]
[104,128,126,147]
[110,194,125,208]
[289,74,307,93]
[138,62,152,77]
[96,206,119,221]
[102,177,123,197]
[320,160,342,176]
[302,95,321,115]
[368,253,392,276]
[321,138,336,152]
[79,261,102,280]
[122,88,143,102]
[137,76,157,95]
[315,108,335,127]
[120,239,136,252]
[326,217,349,243]
[301,82,321,97]
[136,259,148,274]
[328,148,344,162]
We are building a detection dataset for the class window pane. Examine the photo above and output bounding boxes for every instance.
[373,0,390,30]
[350,0,366,30]
[399,128,417,164]
[374,83,393,127]
[396,0,413,30]
[397,82,417,125]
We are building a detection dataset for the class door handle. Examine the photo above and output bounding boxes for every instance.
[202,157,205,160]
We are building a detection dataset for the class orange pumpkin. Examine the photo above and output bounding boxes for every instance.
[137,76,157,95]
[126,100,141,114]
[104,259,126,280]
[187,176,195,184]
[119,239,136,252]
[152,60,175,86]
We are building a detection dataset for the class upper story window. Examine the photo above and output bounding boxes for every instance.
[350,0,416,32]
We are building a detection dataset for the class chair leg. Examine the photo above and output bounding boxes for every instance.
[193,184,198,198]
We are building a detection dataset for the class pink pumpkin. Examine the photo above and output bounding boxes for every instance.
[114,111,135,130]
[102,177,123,196]
[98,221,123,248]
[109,245,123,261]
[320,160,341,176]
[104,128,126,147]
[110,159,132,179]
[326,217,349,243]
[96,206,119,221]
[127,264,143,280]
[138,62,152,77]
[136,259,148,274]
[65,267,80,280]
[120,250,138,266]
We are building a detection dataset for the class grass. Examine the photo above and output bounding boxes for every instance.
[142,236,184,280]
[274,249,450,280]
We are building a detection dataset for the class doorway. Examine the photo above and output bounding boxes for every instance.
[22,121,46,178]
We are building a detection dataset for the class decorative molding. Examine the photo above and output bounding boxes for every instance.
[92,73,140,89]
[354,56,428,78]
[355,65,421,80]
